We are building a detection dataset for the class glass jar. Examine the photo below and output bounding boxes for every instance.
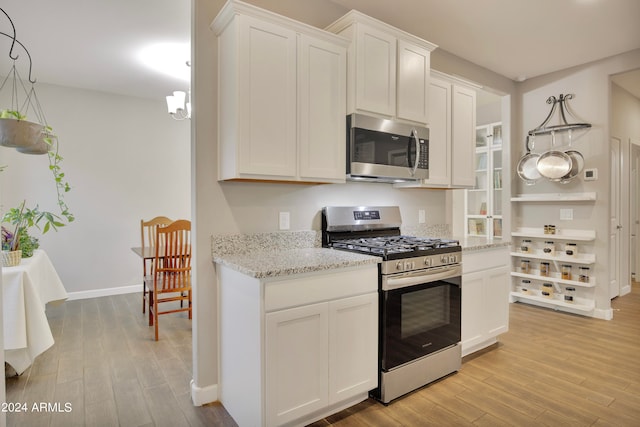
[520,239,532,253]
[519,279,531,295]
[543,241,556,257]
[564,287,576,303]
[539,261,550,276]
[541,283,554,296]
[561,264,572,280]
[544,225,556,235]
[565,243,577,257]
[579,266,590,283]
[521,259,531,274]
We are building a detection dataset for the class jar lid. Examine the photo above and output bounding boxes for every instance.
[545,241,554,244]
[566,243,577,246]
[566,287,576,291]
[522,279,531,283]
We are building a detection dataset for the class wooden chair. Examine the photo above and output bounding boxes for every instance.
[146,219,192,341]
[140,216,173,313]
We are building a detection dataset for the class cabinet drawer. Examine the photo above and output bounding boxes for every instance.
[463,247,509,274]
[265,266,377,312]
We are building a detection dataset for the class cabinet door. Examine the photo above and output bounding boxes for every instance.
[354,23,396,117]
[328,293,378,405]
[298,34,347,182]
[266,303,329,426]
[461,270,485,352]
[462,265,510,356]
[484,266,510,337]
[451,84,477,187]
[397,39,430,124]
[423,77,451,186]
[237,15,297,178]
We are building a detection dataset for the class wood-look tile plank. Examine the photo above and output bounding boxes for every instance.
[112,378,154,427]
[85,399,119,427]
[143,383,191,427]
[50,379,85,427]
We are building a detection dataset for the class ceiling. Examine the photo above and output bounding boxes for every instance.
[0,0,638,102]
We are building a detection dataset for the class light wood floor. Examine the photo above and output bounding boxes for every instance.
[6,283,640,426]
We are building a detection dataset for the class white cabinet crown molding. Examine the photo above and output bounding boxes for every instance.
[325,9,437,51]
[211,0,350,47]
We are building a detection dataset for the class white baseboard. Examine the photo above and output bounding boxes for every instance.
[66,284,140,301]
[191,379,218,406]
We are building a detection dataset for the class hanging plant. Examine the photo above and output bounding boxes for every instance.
[0,7,74,248]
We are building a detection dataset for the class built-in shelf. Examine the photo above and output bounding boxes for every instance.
[510,291,595,313]
[511,271,596,288]
[510,192,596,202]
[510,251,595,265]
[512,228,596,241]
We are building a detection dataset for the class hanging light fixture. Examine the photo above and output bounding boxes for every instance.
[166,90,191,120]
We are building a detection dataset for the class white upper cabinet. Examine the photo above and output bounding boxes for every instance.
[298,34,347,182]
[326,11,436,125]
[212,0,348,183]
[395,71,477,189]
[397,40,431,124]
[451,84,477,187]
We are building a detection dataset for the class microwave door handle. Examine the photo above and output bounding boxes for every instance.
[410,129,420,176]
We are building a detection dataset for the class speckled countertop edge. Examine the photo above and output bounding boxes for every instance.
[213,247,380,279]
[457,236,512,251]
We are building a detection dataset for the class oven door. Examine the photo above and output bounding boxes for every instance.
[380,266,461,371]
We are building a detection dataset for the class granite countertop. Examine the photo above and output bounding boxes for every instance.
[214,247,380,279]
[457,236,512,252]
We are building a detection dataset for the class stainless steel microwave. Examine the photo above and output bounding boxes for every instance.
[347,113,429,182]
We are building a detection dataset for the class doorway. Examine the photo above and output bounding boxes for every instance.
[610,70,640,297]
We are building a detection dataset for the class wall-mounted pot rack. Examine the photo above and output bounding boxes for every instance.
[527,94,591,137]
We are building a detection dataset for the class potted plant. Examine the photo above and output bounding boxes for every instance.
[0,109,44,149]
[1,200,65,266]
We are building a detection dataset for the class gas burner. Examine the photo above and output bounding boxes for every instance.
[331,235,459,257]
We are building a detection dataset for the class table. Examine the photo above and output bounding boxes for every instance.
[131,246,154,260]
[3,249,68,374]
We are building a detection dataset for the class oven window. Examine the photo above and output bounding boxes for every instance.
[382,278,461,370]
[401,286,449,339]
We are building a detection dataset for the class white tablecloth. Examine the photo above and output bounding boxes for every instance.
[3,250,68,374]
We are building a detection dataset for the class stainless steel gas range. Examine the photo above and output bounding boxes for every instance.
[322,206,462,404]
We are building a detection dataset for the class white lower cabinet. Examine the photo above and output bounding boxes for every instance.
[461,247,510,356]
[266,293,378,426]
[266,303,329,426]
[218,264,378,427]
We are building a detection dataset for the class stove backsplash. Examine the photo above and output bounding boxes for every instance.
[212,224,451,258]
[400,224,451,239]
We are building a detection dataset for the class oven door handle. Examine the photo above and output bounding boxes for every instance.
[382,265,462,291]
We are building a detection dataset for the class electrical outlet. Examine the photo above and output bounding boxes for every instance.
[279,212,290,230]
[560,209,573,220]
[418,209,426,224]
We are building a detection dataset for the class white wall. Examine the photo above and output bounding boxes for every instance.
[0,83,190,295]
[513,50,640,316]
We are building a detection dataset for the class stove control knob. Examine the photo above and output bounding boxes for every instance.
[449,255,457,263]
[396,261,404,271]
[424,258,431,267]
[441,255,448,263]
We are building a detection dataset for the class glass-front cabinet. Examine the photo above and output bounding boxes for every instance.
[466,122,503,238]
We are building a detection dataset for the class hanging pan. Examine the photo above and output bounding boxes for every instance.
[560,131,584,183]
[536,131,572,181]
[516,135,541,185]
